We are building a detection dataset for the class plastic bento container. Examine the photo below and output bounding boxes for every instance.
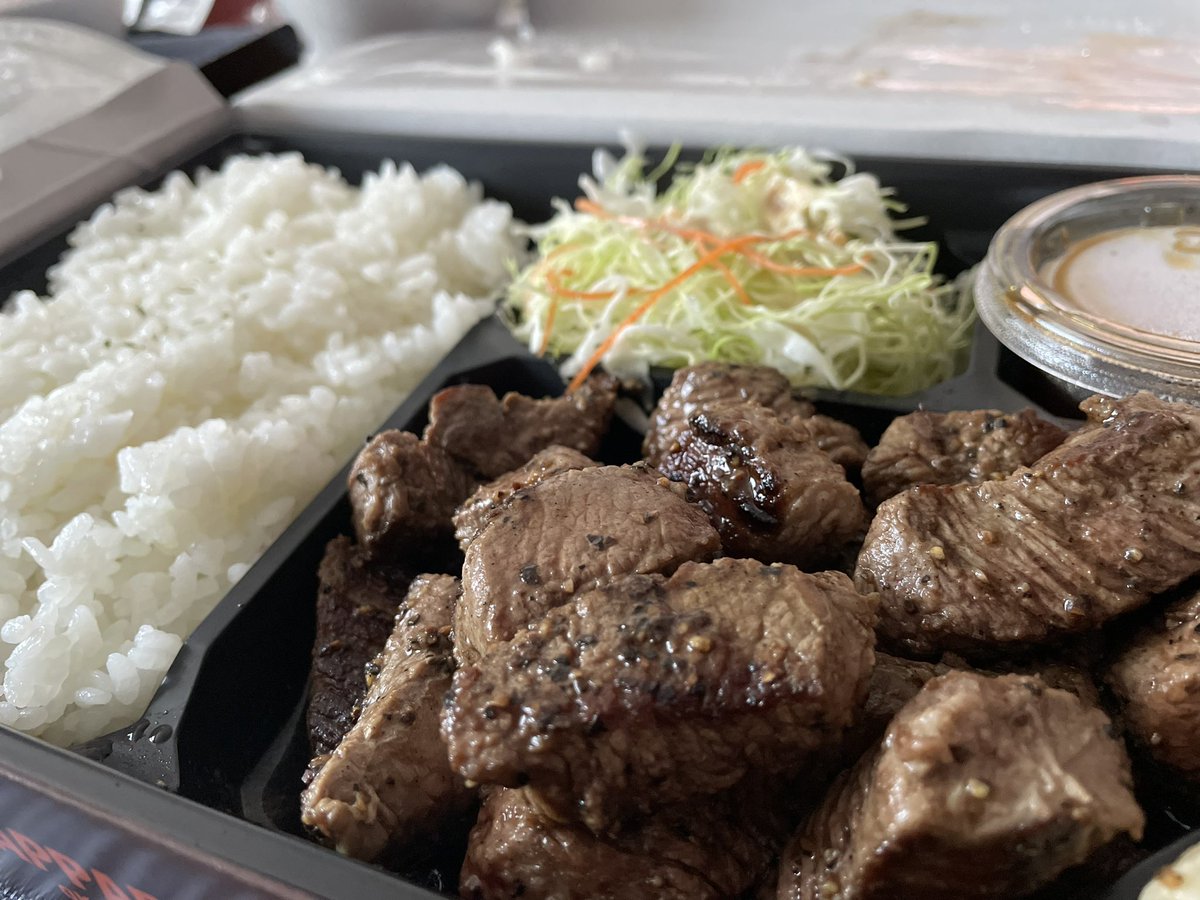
[0,129,1192,899]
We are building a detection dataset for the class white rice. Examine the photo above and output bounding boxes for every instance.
[0,153,522,745]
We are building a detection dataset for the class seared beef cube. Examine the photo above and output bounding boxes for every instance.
[424,373,617,479]
[453,446,598,550]
[778,671,1144,900]
[302,575,473,862]
[856,392,1200,656]
[308,536,410,757]
[645,362,815,464]
[645,362,867,471]
[349,430,477,559]
[444,559,876,833]
[843,653,946,760]
[657,403,867,568]
[456,465,720,664]
[862,408,1068,506]
[1108,589,1200,780]
[461,785,790,900]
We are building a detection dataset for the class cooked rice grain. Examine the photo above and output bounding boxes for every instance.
[0,153,522,745]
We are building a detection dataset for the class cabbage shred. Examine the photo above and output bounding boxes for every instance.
[504,146,975,396]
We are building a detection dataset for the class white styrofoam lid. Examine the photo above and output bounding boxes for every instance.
[0,19,229,267]
[238,0,1200,171]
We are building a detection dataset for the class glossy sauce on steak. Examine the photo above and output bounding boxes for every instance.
[657,402,867,568]
[778,671,1144,900]
[443,559,876,834]
[856,392,1200,656]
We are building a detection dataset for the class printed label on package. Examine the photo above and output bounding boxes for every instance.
[0,776,279,900]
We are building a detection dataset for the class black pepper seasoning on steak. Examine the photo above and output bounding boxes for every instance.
[1107,588,1200,781]
[455,464,720,665]
[778,671,1144,900]
[302,574,472,863]
[861,408,1069,506]
[856,392,1200,657]
[443,558,876,834]
[452,446,599,551]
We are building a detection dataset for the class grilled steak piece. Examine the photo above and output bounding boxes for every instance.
[778,671,1144,900]
[308,536,410,758]
[423,374,617,479]
[456,464,720,664]
[645,362,815,464]
[856,392,1200,656]
[302,575,473,863]
[444,558,876,833]
[349,430,477,559]
[1108,589,1200,780]
[657,403,867,567]
[453,446,598,551]
[461,785,790,900]
[861,408,1069,506]
[645,362,867,470]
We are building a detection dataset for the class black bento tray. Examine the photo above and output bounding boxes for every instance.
[1,129,1195,899]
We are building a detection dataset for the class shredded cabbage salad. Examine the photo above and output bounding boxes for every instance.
[504,145,975,395]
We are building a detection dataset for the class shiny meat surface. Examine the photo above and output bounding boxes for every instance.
[455,464,720,664]
[861,408,1068,506]
[424,374,617,479]
[307,536,409,758]
[301,575,473,863]
[460,785,789,900]
[444,559,876,833]
[855,392,1200,656]
[657,402,867,568]
[644,363,816,465]
[778,671,1144,900]
[1108,589,1200,779]
[452,446,598,551]
[349,430,477,559]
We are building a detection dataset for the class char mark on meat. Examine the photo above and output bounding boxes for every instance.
[455,464,720,665]
[856,392,1200,657]
[444,558,876,834]
[656,402,867,568]
[1108,587,1200,781]
[862,408,1069,506]
[778,671,1144,900]
[307,536,410,758]
[424,373,617,480]
[460,784,791,900]
[302,574,474,863]
[453,446,599,551]
[646,363,813,463]
[348,430,477,560]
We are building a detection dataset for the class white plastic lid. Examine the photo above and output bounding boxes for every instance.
[239,0,1200,170]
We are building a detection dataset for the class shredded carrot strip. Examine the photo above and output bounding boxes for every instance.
[732,159,767,184]
[537,296,559,356]
[544,269,619,301]
[567,235,762,391]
